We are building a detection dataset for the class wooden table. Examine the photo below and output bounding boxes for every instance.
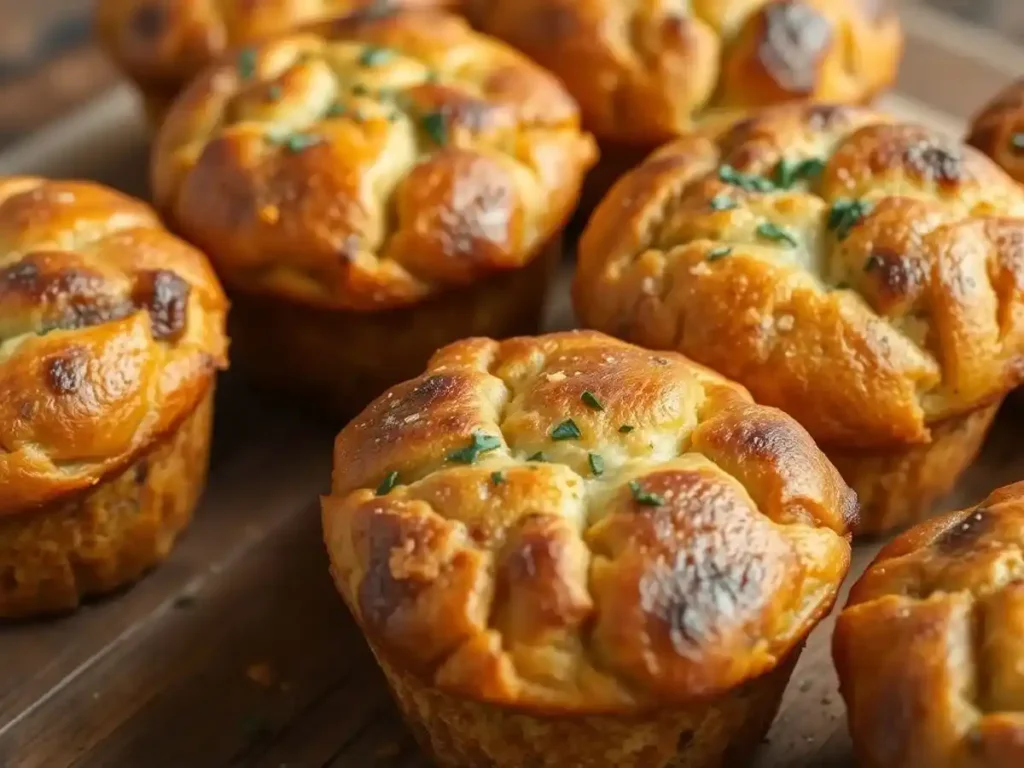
[2,5,1024,767]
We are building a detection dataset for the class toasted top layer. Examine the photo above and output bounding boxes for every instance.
[968,78,1024,186]
[465,0,902,147]
[321,330,855,713]
[834,482,1024,768]
[575,104,1024,450]
[97,0,457,103]
[0,177,228,515]
[152,10,596,311]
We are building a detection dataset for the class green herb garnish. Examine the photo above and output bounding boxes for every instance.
[718,164,774,193]
[527,451,548,462]
[707,246,732,261]
[774,157,825,189]
[833,281,850,291]
[756,222,797,247]
[422,111,447,145]
[237,48,257,80]
[266,84,282,101]
[827,198,873,241]
[352,83,369,96]
[282,133,320,153]
[359,46,395,67]
[491,470,505,486]
[376,471,399,496]
[551,419,582,441]
[448,431,502,464]
[618,424,634,434]
[581,391,604,411]
[709,194,737,211]
[588,453,605,477]
[326,103,346,117]
[628,480,665,507]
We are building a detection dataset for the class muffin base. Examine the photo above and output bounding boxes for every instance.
[0,388,214,619]
[228,242,559,420]
[375,647,800,768]
[825,401,1000,537]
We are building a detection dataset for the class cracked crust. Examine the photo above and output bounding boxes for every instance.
[152,8,596,312]
[967,79,1024,186]
[0,177,228,516]
[834,481,1024,768]
[322,330,855,730]
[575,103,1024,533]
[465,0,902,147]
[96,0,458,123]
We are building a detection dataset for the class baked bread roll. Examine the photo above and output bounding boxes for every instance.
[96,0,457,126]
[575,103,1024,536]
[0,177,228,618]
[322,330,856,767]
[834,481,1024,768]
[967,78,1024,186]
[152,8,595,417]
[466,0,902,210]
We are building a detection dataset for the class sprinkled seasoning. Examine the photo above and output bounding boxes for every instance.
[447,431,502,464]
[491,470,505,486]
[774,157,825,189]
[422,111,447,146]
[828,198,873,241]
[359,46,395,67]
[376,471,399,496]
[628,480,664,507]
[709,194,737,212]
[718,164,774,193]
[707,246,732,261]
[618,424,634,434]
[588,453,605,477]
[237,48,257,80]
[551,419,582,441]
[756,222,798,247]
[581,391,604,411]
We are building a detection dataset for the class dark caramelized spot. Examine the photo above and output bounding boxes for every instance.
[937,509,992,554]
[130,2,167,39]
[132,269,190,341]
[46,347,88,396]
[863,248,920,300]
[759,2,832,94]
[0,260,39,289]
[905,142,964,186]
[134,459,150,485]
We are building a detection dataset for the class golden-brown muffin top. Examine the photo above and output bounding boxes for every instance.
[465,0,902,147]
[834,482,1024,768]
[967,78,1024,186]
[321,330,856,713]
[152,9,596,311]
[575,104,1024,451]
[0,177,228,516]
[97,0,458,101]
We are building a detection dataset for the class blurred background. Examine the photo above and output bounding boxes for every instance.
[0,0,1019,151]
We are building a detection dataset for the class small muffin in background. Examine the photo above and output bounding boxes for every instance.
[575,103,1024,536]
[465,0,903,209]
[322,329,857,768]
[96,0,458,126]
[152,9,596,418]
[967,78,1024,185]
[834,481,1024,768]
[0,177,228,619]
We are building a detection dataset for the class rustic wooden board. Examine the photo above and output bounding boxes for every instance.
[0,82,1021,768]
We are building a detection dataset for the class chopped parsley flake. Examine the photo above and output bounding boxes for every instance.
[447,431,502,464]
[707,246,732,261]
[237,48,257,80]
[551,419,582,441]
[266,84,282,101]
[581,391,604,411]
[628,480,665,507]
[756,222,798,247]
[718,164,774,193]
[376,471,399,496]
[774,157,825,189]
[352,83,369,96]
[709,194,737,212]
[588,453,605,476]
[326,103,346,118]
[491,470,505,486]
[828,198,874,241]
[618,424,634,434]
[421,111,447,145]
[359,46,395,67]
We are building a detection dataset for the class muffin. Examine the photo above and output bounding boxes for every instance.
[0,177,228,619]
[152,8,595,417]
[575,103,1024,536]
[321,329,857,767]
[96,0,458,125]
[834,482,1024,768]
[465,0,903,211]
[967,78,1024,186]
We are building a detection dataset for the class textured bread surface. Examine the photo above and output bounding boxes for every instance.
[97,0,458,120]
[967,78,1024,186]
[322,330,855,725]
[465,0,902,147]
[575,103,1024,532]
[835,481,1024,767]
[152,8,596,312]
[0,177,228,516]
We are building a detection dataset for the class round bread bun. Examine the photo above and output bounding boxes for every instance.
[967,78,1024,186]
[575,103,1024,536]
[96,0,458,126]
[152,8,596,416]
[321,329,856,767]
[834,481,1024,768]
[0,177,228,618]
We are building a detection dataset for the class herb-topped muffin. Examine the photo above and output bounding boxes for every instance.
[97,0,458,125]
[322,330,857,767]
[576,103,1024,536]
[967,78,1024,186]
[152,8,595,417]
[466,0,902,209]
[0,177,228,618]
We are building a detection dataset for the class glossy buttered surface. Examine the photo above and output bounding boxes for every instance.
[322,330,855,713]
[152,9,596,312]
[0,177,227,514]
